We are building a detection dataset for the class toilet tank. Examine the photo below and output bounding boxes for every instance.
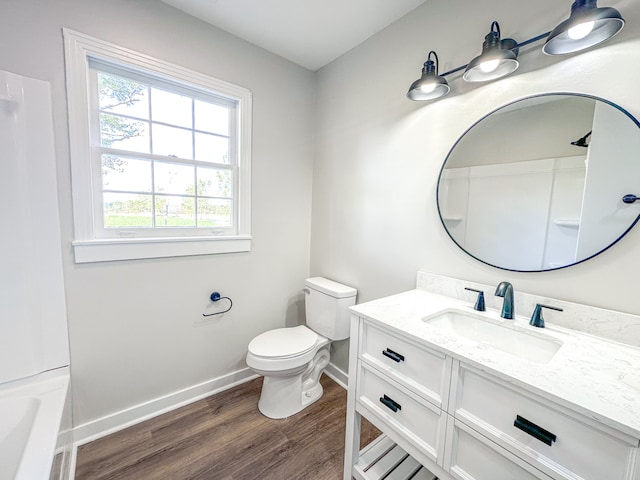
[304,277,357,341]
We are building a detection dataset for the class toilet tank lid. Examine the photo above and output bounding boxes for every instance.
[305,277,357,298]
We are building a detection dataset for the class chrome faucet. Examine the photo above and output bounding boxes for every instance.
[495,281,514,319]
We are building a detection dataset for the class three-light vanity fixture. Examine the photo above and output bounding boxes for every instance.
[407,0,625,101]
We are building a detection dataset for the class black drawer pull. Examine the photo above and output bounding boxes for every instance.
[382,348,405,363]
[379,394,402,413]
[514,415,556,446]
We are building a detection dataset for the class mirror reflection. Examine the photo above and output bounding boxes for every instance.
[437,94,640,272]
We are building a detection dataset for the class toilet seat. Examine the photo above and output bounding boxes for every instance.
[246,325,329,373]
[248,325,318,359]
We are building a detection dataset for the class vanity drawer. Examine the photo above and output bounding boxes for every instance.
[451,362,639,480]
[444,416,554,480]
[360,320,450,408]
[356,361,447,466]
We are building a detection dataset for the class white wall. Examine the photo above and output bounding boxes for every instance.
[0,0,315,428]
[312,0,640,372]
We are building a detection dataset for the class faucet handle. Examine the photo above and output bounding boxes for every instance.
[464,287,486,312]
[530,303,563,328]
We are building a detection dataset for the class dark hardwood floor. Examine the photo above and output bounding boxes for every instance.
[75,374,381,480]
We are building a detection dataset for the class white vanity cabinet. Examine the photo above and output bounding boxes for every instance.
[444,417,555,480]
[449,362,639,480]
[344,315,640,480]
[345,317,451,480]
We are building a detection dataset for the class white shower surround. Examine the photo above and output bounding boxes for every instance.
[0,70,71,479]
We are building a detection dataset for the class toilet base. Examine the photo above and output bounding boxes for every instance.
[257,348,330,419]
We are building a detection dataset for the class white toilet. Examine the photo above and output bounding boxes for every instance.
[246,277,357,419]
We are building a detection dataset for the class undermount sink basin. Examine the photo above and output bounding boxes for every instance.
[423,309,563,363]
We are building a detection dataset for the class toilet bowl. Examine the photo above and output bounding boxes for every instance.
[247,325,331,419]
[246,277,357,419]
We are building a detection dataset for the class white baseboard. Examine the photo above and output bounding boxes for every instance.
[325,362,348,389]
[72,367,258,446]
[72,364,348,447]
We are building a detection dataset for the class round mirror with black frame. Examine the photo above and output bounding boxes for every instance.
[437,93,640,272]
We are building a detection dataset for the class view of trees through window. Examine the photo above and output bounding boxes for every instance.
[95,71,234,229]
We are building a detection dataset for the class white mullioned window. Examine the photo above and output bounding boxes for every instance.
[90,61,237,236]
[64,29,252,263]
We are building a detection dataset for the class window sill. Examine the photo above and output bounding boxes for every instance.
[72,235,251,263]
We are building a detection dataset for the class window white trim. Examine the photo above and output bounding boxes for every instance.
[63,28,252,263]
[73,236,251,263]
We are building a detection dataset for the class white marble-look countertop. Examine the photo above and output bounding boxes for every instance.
[351,289,640,440]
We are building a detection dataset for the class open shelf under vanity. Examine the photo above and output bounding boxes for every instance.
[354,435,437,480]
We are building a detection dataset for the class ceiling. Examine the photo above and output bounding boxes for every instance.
[160,0,428,71]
